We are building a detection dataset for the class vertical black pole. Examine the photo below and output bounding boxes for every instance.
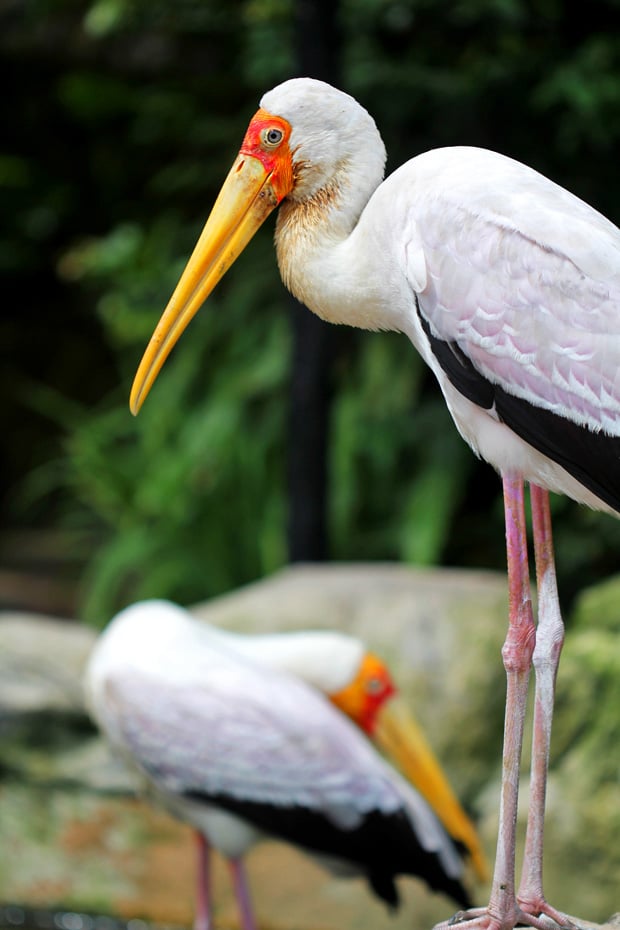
[287,0,341,562]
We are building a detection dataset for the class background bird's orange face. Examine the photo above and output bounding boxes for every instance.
[329,652,396,734]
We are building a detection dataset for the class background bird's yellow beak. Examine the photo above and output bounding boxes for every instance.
[130,154,279,415]
[373,695,489,883]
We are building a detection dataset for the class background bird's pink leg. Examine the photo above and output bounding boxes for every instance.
[228,857,258,930]
[517,485,572,928]
[194,832,212,930]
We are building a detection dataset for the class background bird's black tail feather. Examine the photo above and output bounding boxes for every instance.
[186,791,471,909]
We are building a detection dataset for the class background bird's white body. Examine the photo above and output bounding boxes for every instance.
[85,600,464,883]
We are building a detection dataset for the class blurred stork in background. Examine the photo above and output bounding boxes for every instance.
[86,599,487,930]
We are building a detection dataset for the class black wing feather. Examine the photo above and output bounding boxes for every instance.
[185,790,471,909]
[418,304,620,514]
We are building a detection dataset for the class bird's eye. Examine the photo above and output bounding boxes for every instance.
[262,127,284,147]
[365,677,384,695]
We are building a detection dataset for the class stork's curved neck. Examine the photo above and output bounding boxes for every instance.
[219,627,365,694]
[274,137,403,332]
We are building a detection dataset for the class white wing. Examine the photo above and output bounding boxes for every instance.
[86,601,464,881]
[388,146,620,435]
[100,656,410,830]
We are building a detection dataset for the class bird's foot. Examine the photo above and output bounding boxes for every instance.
[518,893,584,930]
[432,902,578,930]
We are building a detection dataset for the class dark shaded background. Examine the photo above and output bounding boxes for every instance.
[2,0,620,623]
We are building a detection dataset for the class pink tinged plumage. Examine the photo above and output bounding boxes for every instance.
[420,214,620,433]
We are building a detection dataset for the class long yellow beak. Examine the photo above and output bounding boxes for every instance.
[373,696,489,883]
[129,154,280,415]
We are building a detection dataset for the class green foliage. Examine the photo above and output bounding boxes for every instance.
[23,223,290,623]
[569,572,620,633]
[329,334,474,564]
[554,626,620,784]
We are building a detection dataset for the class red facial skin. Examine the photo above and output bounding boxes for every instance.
[240,108,295,203]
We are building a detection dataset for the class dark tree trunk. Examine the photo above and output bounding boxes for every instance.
[287,0,342,562]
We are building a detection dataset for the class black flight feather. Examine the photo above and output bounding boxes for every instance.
[417,305,620,514]
[184,790,471,909]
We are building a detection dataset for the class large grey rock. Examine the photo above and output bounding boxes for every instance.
[0,612,95,713]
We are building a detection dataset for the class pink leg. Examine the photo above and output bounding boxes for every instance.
[194,832,212,930]
[228,857,257,930]
[435,476,548,930]
[517,486,573,928]
[485,477,536,926]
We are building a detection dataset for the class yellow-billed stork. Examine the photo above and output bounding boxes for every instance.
[85,599,486,930]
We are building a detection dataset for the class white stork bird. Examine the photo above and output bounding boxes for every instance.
[85,600,486,930]
[128,78,620,930]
